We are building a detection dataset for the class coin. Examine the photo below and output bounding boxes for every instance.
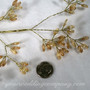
[36,61,54,78]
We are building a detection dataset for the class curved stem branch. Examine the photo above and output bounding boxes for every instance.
[31,11,65,29]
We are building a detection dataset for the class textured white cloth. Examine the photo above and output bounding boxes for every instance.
[0,0,90,90]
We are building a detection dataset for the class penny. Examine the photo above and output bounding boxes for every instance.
[36,61,54,78]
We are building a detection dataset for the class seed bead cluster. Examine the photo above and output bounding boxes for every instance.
[0,41,29,74]
[42,19,89,59]
[65,0,88,14]
[0,0,22,21]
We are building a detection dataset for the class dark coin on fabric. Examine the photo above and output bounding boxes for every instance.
[36,61,54,78]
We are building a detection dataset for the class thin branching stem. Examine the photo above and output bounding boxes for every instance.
[0,29,62,33]
[32,11,65,29]
[0,38,19,65]
[0,0,72,39]
[0,6,13,21]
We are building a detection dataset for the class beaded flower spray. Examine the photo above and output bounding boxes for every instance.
[0,0,89,74]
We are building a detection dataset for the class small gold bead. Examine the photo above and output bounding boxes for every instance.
[70,39,76,48]
[10,48,17,54]
[42,44,46,51]
[78,36,89,41]
[81,44,89,49]
[69,3,76,11]
[0,56,3,59]
[67,40,70,49]
[78,46,83,53]
[11,42,20,45]
[56,52,61,60]
[81,4,88,8]
[80,0,86,2]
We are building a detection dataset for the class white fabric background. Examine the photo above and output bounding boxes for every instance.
[0,0,90,90]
